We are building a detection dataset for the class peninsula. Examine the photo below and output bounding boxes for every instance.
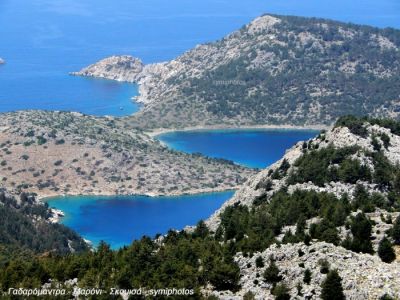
[0,110,255,199]
[73,14,400,130]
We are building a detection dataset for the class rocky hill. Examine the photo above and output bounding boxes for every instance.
[203,116,400,299]
[73,14,400,129]
[0,111,254,198]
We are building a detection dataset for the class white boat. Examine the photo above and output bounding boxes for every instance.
[0,58,5,64]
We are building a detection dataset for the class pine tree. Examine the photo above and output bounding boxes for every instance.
[349,213,374,254]
[272,283,291,300]
[303,268,312,284]
[263,258,282,284]
[392,216,400,245]
[321,269,345,300]
[193,220,209,238]
[378,237,396,263]
[255,256,264,268]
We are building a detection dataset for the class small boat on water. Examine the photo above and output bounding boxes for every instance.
[0,58,5,64]
[119,106,124,110]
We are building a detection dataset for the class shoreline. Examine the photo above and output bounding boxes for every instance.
[146,123,329,138]
[39,186,239,203]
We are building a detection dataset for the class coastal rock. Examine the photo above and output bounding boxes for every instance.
[71,55,144,82]
[203,119,400,299]
[49,208,65,223]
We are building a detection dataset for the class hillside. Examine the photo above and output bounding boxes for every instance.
[204,116,400,298]
[74,14,400,129]
[3,117,400,299]
[0,189,88,265]
[0,111,254,198]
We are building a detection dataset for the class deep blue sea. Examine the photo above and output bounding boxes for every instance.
[0,0,399,115]
[46,191,234,249]
[158,129,319,168]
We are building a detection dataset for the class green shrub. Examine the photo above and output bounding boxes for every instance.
[378,237,396,263]
[321,270,345,300]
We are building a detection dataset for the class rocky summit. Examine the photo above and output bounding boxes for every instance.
[74,14,400,129]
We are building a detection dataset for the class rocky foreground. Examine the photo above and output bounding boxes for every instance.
[202,117,400,299]
[73,14,400,129]
[0,110,254,198]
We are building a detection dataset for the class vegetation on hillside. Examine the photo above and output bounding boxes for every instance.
[0,191,88,267]
[1,116,400,298]
[128,15,400,128]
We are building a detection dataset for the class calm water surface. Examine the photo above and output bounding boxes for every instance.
[158,129,319,168]
[46,191,234,249]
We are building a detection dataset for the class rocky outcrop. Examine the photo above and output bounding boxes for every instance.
[71,55,144,82]
[206,242,400,299]
[74,14,400,129]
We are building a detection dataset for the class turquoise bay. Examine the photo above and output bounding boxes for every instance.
[158,129,319,169]
[46,191,234,249]
[47,129,318,248]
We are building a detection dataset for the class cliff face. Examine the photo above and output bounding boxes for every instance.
[0,111,254,198]
[74,14,400,129]
[203,117,400,299]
